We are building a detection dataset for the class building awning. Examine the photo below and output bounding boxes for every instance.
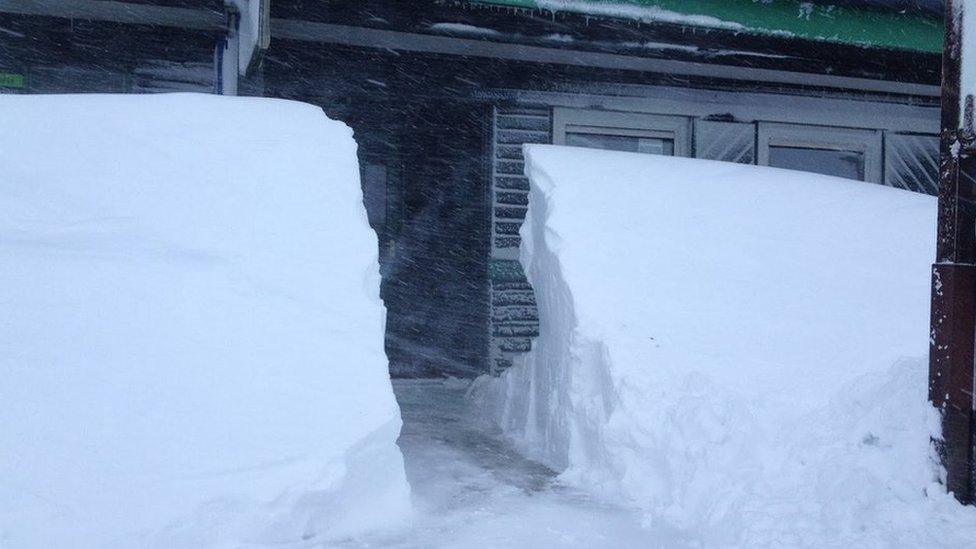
[468,0,943,53]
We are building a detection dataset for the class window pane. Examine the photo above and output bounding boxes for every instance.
[885,133,939,195]
[768,146,865,181]
[566,132,674,156]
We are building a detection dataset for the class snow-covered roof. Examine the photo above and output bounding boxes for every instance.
[468,0,943,53]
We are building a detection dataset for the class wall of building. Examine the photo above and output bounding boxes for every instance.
[0,14,217,95]
[485,86,941,373]
[1,7,943,378]
[260,41,496,378]
[380,103,491,378]
[488,105,550,373]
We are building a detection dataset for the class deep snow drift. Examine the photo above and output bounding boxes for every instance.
[0,94,409,548]
[472,145,976,546]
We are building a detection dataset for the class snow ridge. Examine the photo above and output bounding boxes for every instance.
[0,94,410,548]
[473,144,976,546]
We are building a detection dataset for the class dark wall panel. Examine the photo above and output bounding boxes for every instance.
[383,104,490,378]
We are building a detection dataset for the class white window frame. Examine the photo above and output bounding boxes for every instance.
[757,122,883,183]
[553,108,692,157]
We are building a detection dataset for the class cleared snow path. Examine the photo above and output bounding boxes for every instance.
[336,380,671,548]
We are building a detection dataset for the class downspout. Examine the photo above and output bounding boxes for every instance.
[215,4,240,96]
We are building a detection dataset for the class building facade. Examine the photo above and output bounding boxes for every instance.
[0,0,944,377]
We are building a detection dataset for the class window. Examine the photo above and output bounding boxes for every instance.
[885,133,939,195]
[554,108,691,157]
[768,146,865,181]
[758,123,882,183]
[565,132,675,155]
[694,120,756,164]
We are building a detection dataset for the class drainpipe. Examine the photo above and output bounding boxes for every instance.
[929,0,976,505]
[215,4,240,96]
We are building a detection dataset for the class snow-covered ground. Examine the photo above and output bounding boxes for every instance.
[0,94,409,548]
[5,93,976,548]
[473,145,976,546]
[335,380,669,548]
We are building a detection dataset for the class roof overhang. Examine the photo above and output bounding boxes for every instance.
[1,0,225,31]
[272,19,940,98]
[1,0,941,98]
[466,0,943,54]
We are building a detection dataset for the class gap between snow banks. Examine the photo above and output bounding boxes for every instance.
[0,94,409,548]
[471,145,976,546]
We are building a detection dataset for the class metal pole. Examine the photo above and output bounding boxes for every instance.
[930,0,976,505]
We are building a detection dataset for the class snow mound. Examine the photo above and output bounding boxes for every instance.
[472,145,976,545]
[0,94,409,548]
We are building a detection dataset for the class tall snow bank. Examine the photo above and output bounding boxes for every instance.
[0,94,409,548]
[473,145,976,545]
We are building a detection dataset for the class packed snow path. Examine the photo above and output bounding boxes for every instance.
[337,380,668,548]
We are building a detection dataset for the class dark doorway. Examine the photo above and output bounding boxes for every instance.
[369,102,491,378]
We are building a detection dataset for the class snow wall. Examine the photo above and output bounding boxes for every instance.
[0,94,409,548]
[471,145,976,546]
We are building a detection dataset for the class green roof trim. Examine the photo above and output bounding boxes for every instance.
[469,0,943,53]
[0,73,25,88]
